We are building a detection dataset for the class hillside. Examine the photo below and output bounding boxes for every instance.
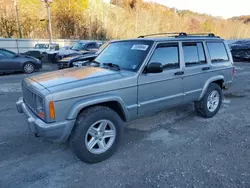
[231,15,250,24]
[0,0,250,39]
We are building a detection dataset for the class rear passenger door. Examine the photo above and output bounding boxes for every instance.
[182,42,211,102]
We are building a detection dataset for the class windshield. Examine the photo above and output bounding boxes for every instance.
[95,41,153,71]
[71,42,86,51]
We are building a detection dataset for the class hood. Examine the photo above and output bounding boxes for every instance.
[26,66,123,91]
[59,54,98,62]
[58,49,82,56]
[59,55,83,62]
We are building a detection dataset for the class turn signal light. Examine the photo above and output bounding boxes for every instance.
[49,101,55,119]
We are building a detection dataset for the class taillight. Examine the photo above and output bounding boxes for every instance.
[232,67,235,78]
[49,101,55,119]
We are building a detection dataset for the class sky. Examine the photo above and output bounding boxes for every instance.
[103,0,250,18]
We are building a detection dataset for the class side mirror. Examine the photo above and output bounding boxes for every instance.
[145,62,163,73]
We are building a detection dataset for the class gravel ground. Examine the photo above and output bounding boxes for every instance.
[0,62,249,188]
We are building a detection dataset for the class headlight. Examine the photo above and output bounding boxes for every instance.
[72,62,82,67]
[73,60,89,67]
[36,96,45,119]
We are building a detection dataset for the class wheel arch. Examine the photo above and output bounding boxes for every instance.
[66,95,130,122]
[198,75,224,100]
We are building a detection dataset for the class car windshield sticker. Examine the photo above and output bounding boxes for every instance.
[132,65,137,69]
[131,44,149,51]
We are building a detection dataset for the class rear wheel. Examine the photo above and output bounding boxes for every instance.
[194,83,222,118]
[70,106,124,163]
[23,62,35,74]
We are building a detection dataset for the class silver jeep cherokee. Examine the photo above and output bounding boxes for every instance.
[16,33,234,163]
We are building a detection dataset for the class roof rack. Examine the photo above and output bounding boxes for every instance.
[138,32,186,38]
[138,32,220,38]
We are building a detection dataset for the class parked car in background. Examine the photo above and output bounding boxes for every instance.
[16,33,234,163]
[0,48,42,74]
[55,41,99,62]
[58,54,98,69]
[58,42,110,69]
[25,43,60,62]
[230,40,250,61]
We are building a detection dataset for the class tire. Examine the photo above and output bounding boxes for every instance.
[23,62,35,74]
[194,83,222,118]
[70,106,124,163]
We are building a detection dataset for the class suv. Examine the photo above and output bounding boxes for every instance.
[16,33,234,163]
[55,41,99,62]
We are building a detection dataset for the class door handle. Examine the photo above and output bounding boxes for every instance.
[202,67,210,71]
[175,71,184,75]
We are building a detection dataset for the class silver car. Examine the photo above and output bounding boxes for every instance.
[16,33,234,163]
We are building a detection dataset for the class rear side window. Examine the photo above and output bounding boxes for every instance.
[207,42,229,63]
[182,42,206,67]
[149,43,179,69]
[86,43,98,49]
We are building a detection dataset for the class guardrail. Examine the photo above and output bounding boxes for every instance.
[0,38,105,53]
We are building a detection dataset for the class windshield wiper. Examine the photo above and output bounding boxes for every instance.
[103,63,120,71]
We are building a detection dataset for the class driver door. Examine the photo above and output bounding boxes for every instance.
[138,42,184,115]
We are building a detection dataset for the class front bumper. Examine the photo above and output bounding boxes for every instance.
[16,98,75,143]
[58,62,71,69]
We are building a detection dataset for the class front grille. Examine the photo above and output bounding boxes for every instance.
[22,83,37,113]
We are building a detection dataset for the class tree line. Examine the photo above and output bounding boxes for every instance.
[0,0,250,40]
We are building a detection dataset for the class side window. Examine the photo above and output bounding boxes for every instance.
[182,42,206,67]
[207,42,229,63]
[0,50,15,57]
[149,43,179,69]
[86,43,97,50]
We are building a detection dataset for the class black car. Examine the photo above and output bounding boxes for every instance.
[55,41,100,62]
[230,40,250,61]
[0,48,42,74]
[58,54,98,69]
[57,42,110,69]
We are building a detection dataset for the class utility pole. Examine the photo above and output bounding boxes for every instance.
[42,0,53,43]
[13,0,22,38]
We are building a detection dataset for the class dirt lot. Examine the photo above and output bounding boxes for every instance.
[0,62,250,188]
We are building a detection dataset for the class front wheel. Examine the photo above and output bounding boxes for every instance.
[23,62,35,74]
[194,83,222,118]
[70,106,124,163]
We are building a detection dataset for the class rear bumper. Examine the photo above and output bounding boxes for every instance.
[16,97,75,143]
[223,81,233,90]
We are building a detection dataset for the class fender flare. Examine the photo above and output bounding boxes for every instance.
[198,75,224,100]
[66,94,130,121]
